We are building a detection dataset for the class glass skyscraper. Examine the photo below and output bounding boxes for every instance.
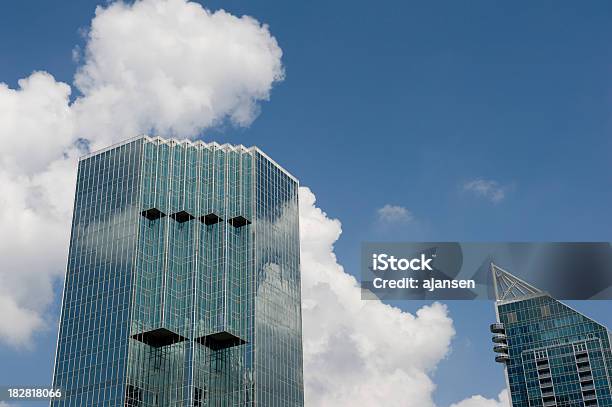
[51,136,304,406]
[491,263,612,407]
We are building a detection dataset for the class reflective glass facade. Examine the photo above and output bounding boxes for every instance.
[492,265,612,407]
[52,136,304,406]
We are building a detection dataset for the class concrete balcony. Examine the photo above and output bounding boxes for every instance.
[493,344,509,353]
[539,379,553,389]
[537,367,550,375]
[490,323,505,333]
[575,349,588,357]
[576,355,589,363]
[495,354,509,363]
[492,333,507,343]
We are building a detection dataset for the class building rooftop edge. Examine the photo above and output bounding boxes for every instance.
[496,291,612,336]
[78,135,298,183]
[491,262,543,302]
[493,266,612,334]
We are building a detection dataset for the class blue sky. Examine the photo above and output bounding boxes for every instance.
[1,1,612,405]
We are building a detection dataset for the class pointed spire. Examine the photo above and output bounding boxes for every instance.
[491,263,542,301]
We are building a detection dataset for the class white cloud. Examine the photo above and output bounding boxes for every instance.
[377,204,414,223]
[0,0,283,347]
[0,72,78,347]
[0,72,75,174]
[72,0,284,149]
[449,390,510,407]
[463,179,507,203]
[300,187,455,406]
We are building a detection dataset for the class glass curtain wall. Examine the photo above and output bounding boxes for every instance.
[52,136,304,407]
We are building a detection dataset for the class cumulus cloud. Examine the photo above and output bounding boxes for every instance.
[449,390,510,407]
[463,178,507,204]
[0,72,75,174]
[0,0,283,346]
[0,72,79,347]
[300,187,455,406]
[72,0,284,149]
[377,204,414,223]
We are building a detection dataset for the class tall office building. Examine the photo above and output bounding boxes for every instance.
[491,264,612,407]
[51,136,304,406]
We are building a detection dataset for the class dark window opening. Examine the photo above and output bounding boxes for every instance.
[201,213,223,225]
[125,384,142,407]
[228,215,251,228]
[141,208,166,221]
[193,386,206,407]
[170,211,195,223]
